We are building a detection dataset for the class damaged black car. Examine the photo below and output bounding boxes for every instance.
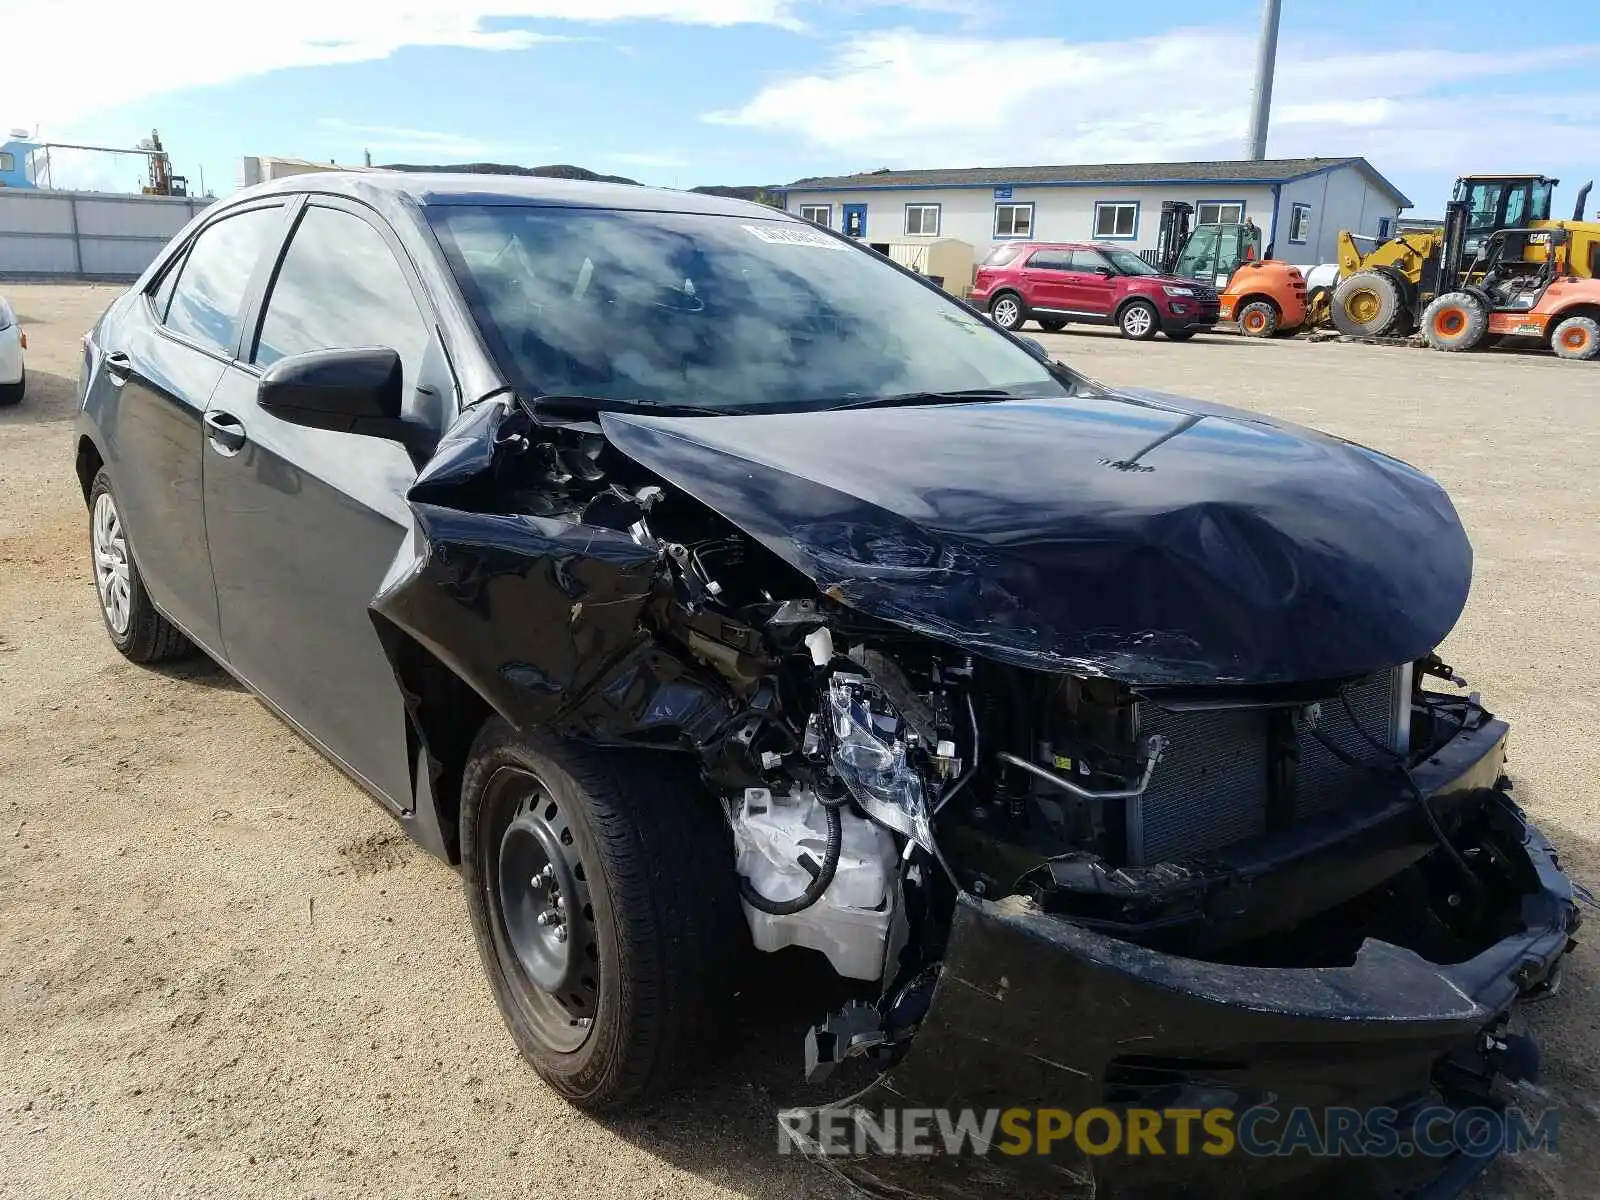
[76,174,1578,1197]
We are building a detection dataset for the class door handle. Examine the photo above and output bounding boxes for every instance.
[204,410,247,455]
[104,351,133,385]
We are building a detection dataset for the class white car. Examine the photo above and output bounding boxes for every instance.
[0,295,24,405]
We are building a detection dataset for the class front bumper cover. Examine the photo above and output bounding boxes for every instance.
[800,738,1576,1198]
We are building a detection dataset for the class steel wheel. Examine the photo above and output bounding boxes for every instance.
[92,490,132,636]
[487,765,599,1053]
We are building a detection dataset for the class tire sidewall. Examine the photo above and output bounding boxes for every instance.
[1238,301,1278,337]
[1553,316,1600,360]
[460,726,627,1101]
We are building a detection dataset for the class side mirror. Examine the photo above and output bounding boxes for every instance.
[258,347,407,440]
[1095,265,1114,277]
[1016,335,1051,361]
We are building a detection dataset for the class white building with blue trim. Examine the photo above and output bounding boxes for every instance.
[784,157,1411,267]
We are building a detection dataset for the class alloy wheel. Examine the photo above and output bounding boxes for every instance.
[92,491,132,636]
[992,297,1020,328]
[1122,306,1154,338]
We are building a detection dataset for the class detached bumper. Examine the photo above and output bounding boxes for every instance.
[811,765,1576,1197]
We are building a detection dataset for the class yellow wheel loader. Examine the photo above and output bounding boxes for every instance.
[1330,175,1598,337]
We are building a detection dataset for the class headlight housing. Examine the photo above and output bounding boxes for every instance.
[1162,285,1195,298]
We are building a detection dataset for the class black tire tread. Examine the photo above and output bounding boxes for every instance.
[1332,271,1403,337]
[461,721,745,1111]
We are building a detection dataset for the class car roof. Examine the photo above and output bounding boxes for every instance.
[238,170,790,220]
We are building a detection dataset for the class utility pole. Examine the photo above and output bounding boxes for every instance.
[1243,0,1282,160]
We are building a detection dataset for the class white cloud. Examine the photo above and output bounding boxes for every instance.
[4,0,803,131]
[606,150,692,169]
[316,118,519,160]
[710,28,1600,178]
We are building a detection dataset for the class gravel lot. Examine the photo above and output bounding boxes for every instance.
[2,283,1597,1200]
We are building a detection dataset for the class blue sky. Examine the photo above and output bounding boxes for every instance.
[7,0,1599,218]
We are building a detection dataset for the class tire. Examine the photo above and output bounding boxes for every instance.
[460,720,746,1111]
[1420,292,1489,353]
[1118,300,1159,341]
[87,470,191,663]
[988,292,1025,331]
[0,366,23,406]
[1551,315,1600,361]
[1236,299,1280,338]
[1035,318,1067,333]
[1164,330,1197,341]
[1332,271,1403,337]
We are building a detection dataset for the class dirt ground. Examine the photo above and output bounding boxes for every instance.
[1,282,1597,1200]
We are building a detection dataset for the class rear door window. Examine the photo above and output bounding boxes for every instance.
[254,205,430,395]
[1025,250,1072,271]
[162,207,283,356]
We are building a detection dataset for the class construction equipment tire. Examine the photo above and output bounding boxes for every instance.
[1236,300,1280,337]
[1332,271,1403,337]
[1420,293,1489,353]
[1551,315,1600,361]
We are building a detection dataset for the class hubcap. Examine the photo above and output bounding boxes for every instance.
[1123,306,1153,337]
[993,297,1018,326]
[1563,329,1587,349]
[92,492,132,636]
[1435,310,1465,337]
[490,768,598,1051]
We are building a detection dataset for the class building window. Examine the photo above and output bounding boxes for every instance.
[1288,202,1312,244]
[1196,201,1244,225]
[994,202,1034,238]
[1093,201,1138,240]
[0,152,13,172]
[1377,216,1394,239]
[904,204,941,236]
[798,204,831,228]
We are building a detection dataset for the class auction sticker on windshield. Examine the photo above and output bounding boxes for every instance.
[743,224,848,248]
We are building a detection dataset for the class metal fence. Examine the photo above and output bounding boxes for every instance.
[0,188,211,279]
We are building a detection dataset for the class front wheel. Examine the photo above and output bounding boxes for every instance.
[1118,301,1159,341]
[1236,300,1280,338]
[1551,315,1600,361]
[460,722,746,1110]
[988,292,1025,331]
[1420,293,1489,353]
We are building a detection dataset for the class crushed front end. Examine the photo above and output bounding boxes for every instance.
[380,395,1579,1198]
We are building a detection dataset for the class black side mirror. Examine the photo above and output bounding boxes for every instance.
[258,347,409,441]
[1016,335,1051,361]
[1095,265,1114,277]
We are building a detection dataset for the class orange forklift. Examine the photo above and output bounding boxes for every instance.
[1156,201,1315,337]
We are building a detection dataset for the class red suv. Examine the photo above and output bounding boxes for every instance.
[969,241,1220,341]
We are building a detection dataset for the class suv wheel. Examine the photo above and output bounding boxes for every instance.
[460,721,746,1110]
[88,470,191,662]
[1118,301,1159,341]
[989,292,1024,331]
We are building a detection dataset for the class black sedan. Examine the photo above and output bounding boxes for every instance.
[75,173,1576,1197]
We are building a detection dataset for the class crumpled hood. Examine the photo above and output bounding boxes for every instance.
[597,388,1472,685]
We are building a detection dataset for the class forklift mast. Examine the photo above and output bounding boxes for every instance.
[1156,201,1194,276]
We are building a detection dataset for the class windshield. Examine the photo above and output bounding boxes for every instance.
[1102,248,1161,276]
[429,205,1067,412]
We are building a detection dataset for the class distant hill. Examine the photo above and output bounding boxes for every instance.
[376,162,785,206]
[379,162,641,185]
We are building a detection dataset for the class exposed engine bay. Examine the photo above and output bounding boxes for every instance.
[378,394,1578,1099]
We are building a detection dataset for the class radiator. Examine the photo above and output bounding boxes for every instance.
[1127,668,1407,866]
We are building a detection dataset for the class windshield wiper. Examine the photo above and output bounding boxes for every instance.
[828,388,1017,411]
[527,392,728,417]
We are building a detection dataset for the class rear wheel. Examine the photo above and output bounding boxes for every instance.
[0,367,23,406]
[1236,299,1280,338]
[1551,315,1600,361]
[1420,293,1489,353]
[1332,271,1403,336]
[1118,300,1159,341]
[1036,318,1067,333]
[87,471,191,663]
[988,292,1025,331]
[460,722,746,1110]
